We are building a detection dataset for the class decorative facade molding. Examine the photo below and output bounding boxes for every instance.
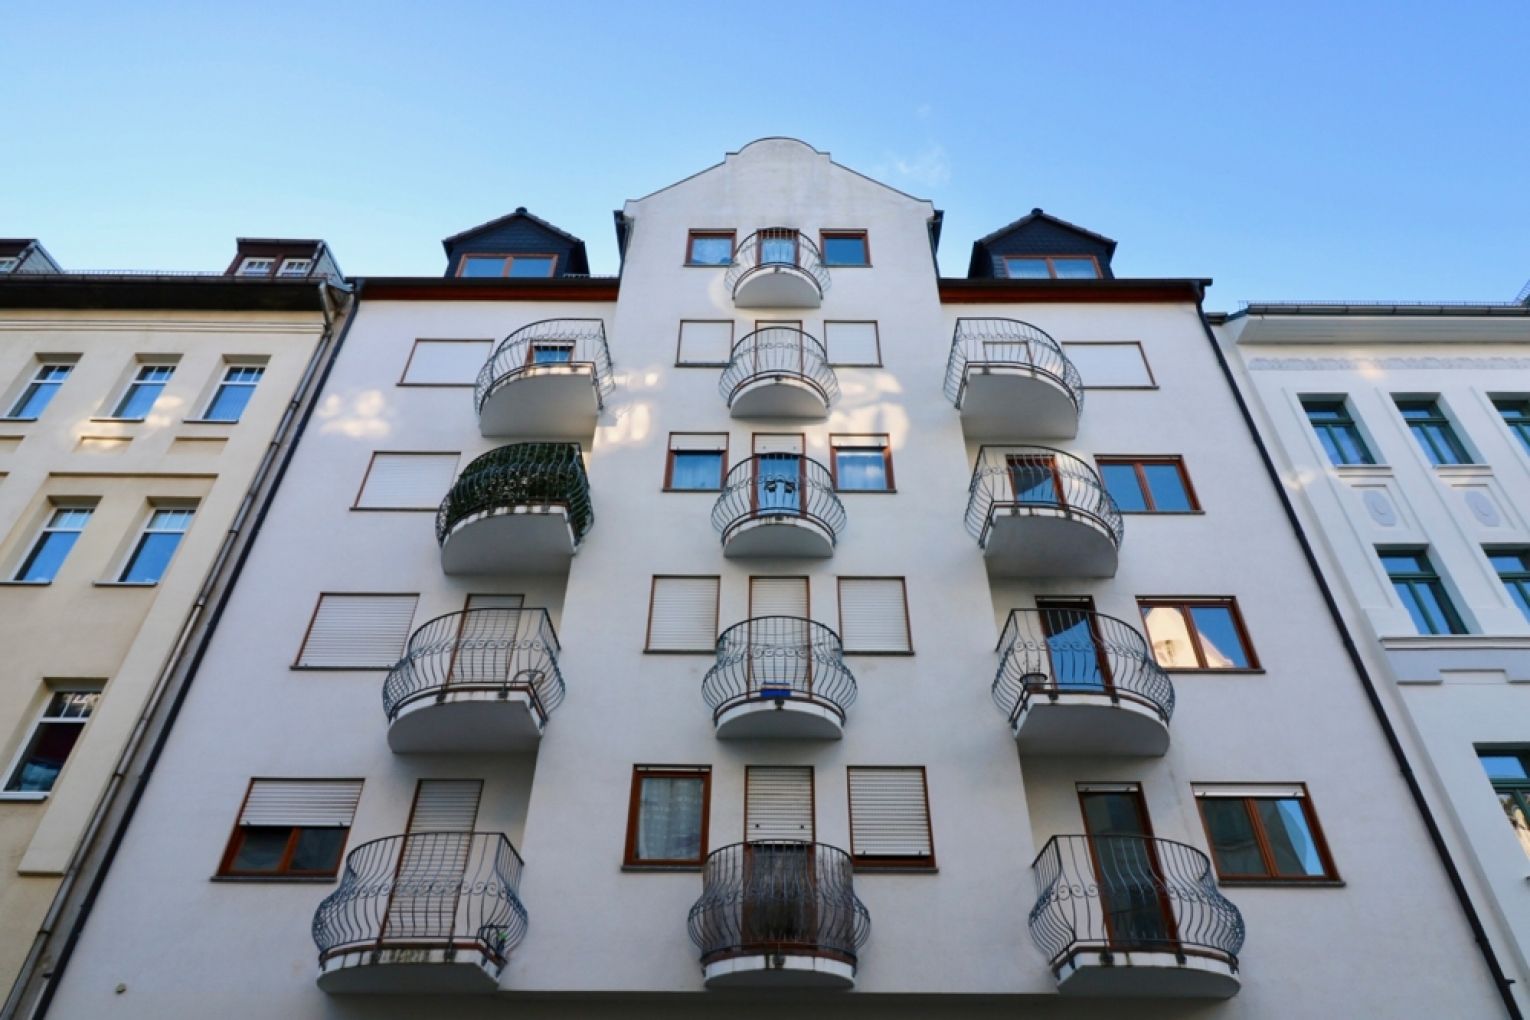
[1248,355,1530,371]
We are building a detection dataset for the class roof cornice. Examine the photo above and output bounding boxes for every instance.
[358,276,619,301]
[939,277,1208,304]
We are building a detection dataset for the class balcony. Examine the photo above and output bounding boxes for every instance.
[384,608,565,753]
[1030,835,1243,998]
[437,443,591,574]
[712,454,844,558]
[966,446,1122,577]
[993,609,1173,756]
[944,318,1083,439]
[719,327,839,419]
[724,228,830,308]
[702,617,856,739]
[475,318,613,438]
[689,841,869,989]
[313,832,527,994]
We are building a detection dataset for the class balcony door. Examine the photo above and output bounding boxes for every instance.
[751,321,805,385]
[748,576,810,697]
[1008,453,1064,507]
[384,780,483,944]
[447,594,525,689]
[1079,786,1178,951]
[752,433,806,518]
[1037,597,1112,694]
[759,229,799,267]
[743,767,816,949]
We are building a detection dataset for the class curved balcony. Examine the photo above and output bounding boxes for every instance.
[1030,835,1243,998]
[994,609,1173,756]
[314,832,527,994]
[384,608,565,753]
[966,446,1122,577]
[724,228,830,308]
[719,327,839,419]
[689,841,869,989]
[702,617,856,739]
[712,454,844,558]
[475,318,613,439]
[437,443,591,574]
[945,318,1083,439]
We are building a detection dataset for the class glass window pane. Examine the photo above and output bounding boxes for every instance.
[113,382,164,419]
[1142,464,1192,511]
[1004,258,1051,279]
[507,256,554,278]
[10,382,59,419]
[17,531,81,582]
[460,256,505,277]
[120,531,184,583]
[670,451,723,490]
[1379,552,1428,574]
[822,235,868,266]
[290,828,347,872]
[1255,799,1327,877]
[4,721,84,792]
[1201,799,1267,876]
[1098,463,1147,511]
[834,449,888,491]
[1010,463,1059,504]
[1188,605,1252,668]
[1480,754,1530,780]
[230,827,292,872]
[1498,793,1530,860]
[1140,605,1201,668]
[204,384,255,421]
[1052,258,1099,279]
[634,776,704,861]
[760,236,796,264]
[688,236,733,265]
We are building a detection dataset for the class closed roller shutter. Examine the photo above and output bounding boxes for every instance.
[848,767,933,862]
[745,766,814,841]
[678,321,734,365]
[403,339,492,385]
[298,594,418,668]
[240,779,363,827]
[824,321,880,366]
[749,576,808,617]
[752,434,804,456]
[646,577,719,651]
[408,780,483,832]
[356,453,460,509]
[838,578,911,653]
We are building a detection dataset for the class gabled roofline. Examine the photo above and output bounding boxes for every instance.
[974,207,1118,250]
[442,207,585,248]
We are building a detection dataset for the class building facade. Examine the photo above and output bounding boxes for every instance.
[28,140,1513,1018]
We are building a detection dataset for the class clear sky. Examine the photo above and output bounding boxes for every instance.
[6,2,1528,310]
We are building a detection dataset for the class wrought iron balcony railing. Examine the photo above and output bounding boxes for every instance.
[384,608,565,724]
[1029,835,1243,972]
[313,832,527,968]
[475,318,614,413]
[711,453,845,548]
[436,442,592,546]
[718,327,840,411]
[701,616,857,726]
[965,445,1123,547]
[689,841,869,967]
[994,609,1174,726]
[944,317,1083,412]
[724,228,831,301]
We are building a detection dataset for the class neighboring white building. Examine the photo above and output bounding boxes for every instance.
[1216,300,1530,1015]
[33,140,1514,1018]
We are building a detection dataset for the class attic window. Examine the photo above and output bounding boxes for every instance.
[458,254,557,279]
[1003,255,1100,280]
[236,258,276,277]
[276,258,313,278]
[0,258,17,274]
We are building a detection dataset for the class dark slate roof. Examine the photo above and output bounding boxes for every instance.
[441,207,590,276]
[443,207,585,248]
[968,208,1118,279]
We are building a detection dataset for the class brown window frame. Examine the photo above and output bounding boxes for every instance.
[397,338,495,388]
[1095,455,1201,514]
[623,765,712,868]
[819,229,871,267]
[215,779,361,880]
[829,434,895,493]
[1002,254,1102,280]
[846,765,937,871]
[1193,783,1340,884]
[351,451,461,511]
[1136,597,1260,672]
[743,764,816,841]
[684,230,736,267]
[664,433,730,492]
[836,576,914,655]
[643,575,721,655]
[292,592,420,670]
[453,253,559,278]
[674,319,736,368]
[822,320,882,368]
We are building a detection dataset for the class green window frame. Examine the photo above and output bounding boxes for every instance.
[1488,549,1530,622]
[1379,549,1467,635]
[1494,398,1530,455]
[1394,398,1472,465]
[1301,398,1375,466]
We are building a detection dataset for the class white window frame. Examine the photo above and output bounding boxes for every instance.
[6,361,74,420]
[115,504,196,584]
[0,257,18,274]
[13,504,94,583]
[276,258,313,278]
[2,688,103,800]
[236,257,276,277]
[108,363,176,420]
[199,364,265,422]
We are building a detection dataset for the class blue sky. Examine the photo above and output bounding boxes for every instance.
[6,2,1528,309]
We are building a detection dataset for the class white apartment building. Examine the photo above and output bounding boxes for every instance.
[1216,300,1530,1015]
[33,139,1512,1018]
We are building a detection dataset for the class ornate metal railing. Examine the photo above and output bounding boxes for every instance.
[994,609,1173,726]
[475,318,614,414]
[313,832,527,967]
[724,228,831,300]
[437,442,592,546]
[711,454,845,548]
[944,317,1083,412]
[689,841,869,967]
[718,327,840,410]
[965,445,1123,547]
[1029,835,1243,972]
[384,608,565,724]
[701,617,857,725]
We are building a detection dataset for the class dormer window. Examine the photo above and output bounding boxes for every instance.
[276,258,313,278]
[0,257,17,274]
[458,254,558,278]
[1003,255,1100,280]
[236,257,275,277]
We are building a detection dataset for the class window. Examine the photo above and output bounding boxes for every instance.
[847,766,935,869]
[14,505,92,582]
[820,230,870,267]
[528,341,573,365]
[1395,398,1472,465]
[1194,784,1338,882]
[110,364,175,419]
[1489,549,1530,622]
[1060,342,1155,388]
[1003,255,1100,279]
[746,766,814,841]
[645,576,719,653]
[685,230,735,266]
[1302,398,1375,466]
[276,258,312,278]
[217,779,362,878]
[1096,457,1198,512]
[7,362,73,420]
[119,506,194,583]
[201,365,264,422]
[625,766,710,866]
[236,257,275,277]
[1138,598,1258,670]
[457,254,557,278]
[1379,549,1467,635]
[296,593,418,668]
[822,321,881,367]
[1494,398,1530,455]
[354,452,460,510]
[829,434,893,492]
[665,434,728,491]
[400,339,493,386]
[676,320,734,366]
[838,577,912,654]
[0,257,17,273]
[3,690,101,794]
[1478,749,1530,860]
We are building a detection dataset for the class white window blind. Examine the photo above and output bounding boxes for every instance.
[678,321,734,365]
[240,779,363,827]
[838,578,911,653]
[746,766,814,841]
[1061,343,1154,387]
[848,767,933,860]
[750,576,808,617]
[403,339,492,385]
[824,321,880,366]
[298,594,418,668]
[752,434,804,456]
[356,453,459,509]
[408,780,483,832]
[647,577,719,651]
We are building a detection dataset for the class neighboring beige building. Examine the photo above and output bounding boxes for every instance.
[0,240,350,994]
